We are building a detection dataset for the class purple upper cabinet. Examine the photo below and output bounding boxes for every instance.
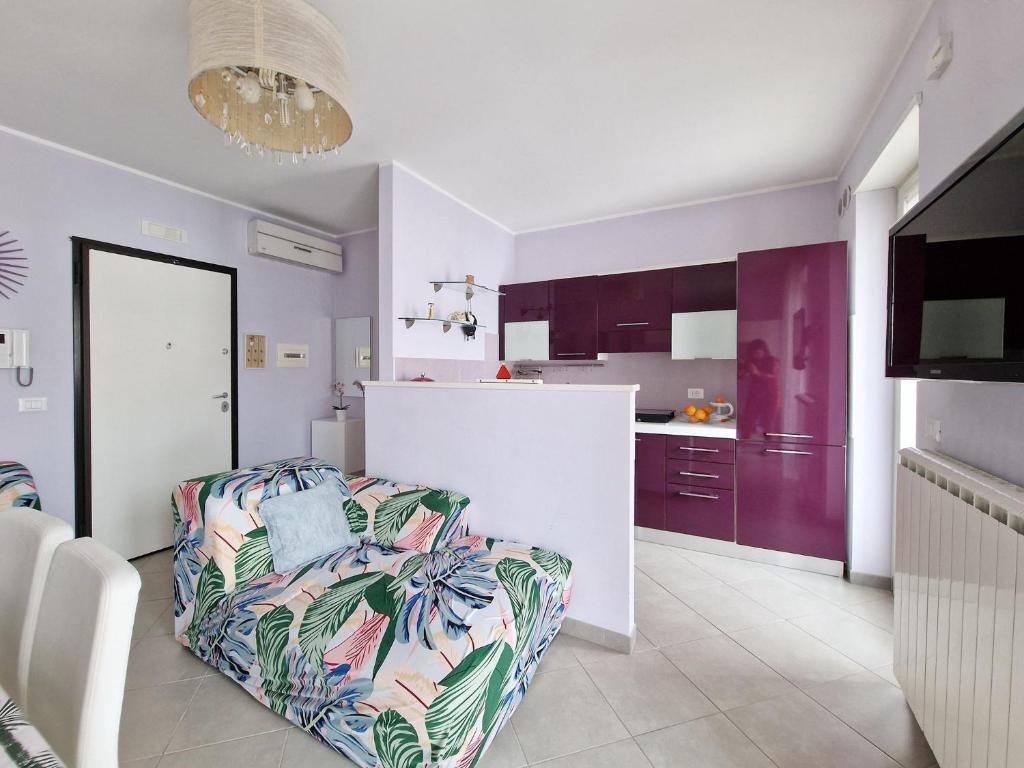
[550,301,598,360]
[598,269,673,330]
[500,281,551,360]
[598,269,672,352]
[503,281,551,322]
[672,262,737,312]
[737,242,848,447]
[549,276,597,305]
[550,276,598,360]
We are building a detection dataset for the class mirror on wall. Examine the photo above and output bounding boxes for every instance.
[334,316,372,398]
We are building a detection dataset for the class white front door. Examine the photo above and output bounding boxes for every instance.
[88,249,234,559]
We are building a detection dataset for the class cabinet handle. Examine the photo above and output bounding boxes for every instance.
[676,490,720,500]
[764,448,814,456]
[556,352,586,356]
[764,432,814,440]
[616,322,649,327]
[677,470,719,479]
[677,446,719,453]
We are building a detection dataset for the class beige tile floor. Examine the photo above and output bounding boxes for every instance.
[121,542,936,767]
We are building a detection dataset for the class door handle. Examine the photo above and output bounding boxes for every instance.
[764,432,814,440]
[616,322,649,327]
[676,490,719,500]
[556,352,586,356]
[677,446,719,453]
[678,471,720,479]
[212,392,229,399]
[764,448,813,456]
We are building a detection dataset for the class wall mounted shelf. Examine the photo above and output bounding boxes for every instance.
[399,317,487,333]
[431,281,504,300]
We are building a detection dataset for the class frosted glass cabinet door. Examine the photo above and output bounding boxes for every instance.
[671,310,737,359]
[504,320,550,361]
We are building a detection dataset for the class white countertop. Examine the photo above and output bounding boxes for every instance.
[363,381,640,393]
[634,419,737,438]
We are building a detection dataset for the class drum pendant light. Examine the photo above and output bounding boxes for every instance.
[187,0,353,163]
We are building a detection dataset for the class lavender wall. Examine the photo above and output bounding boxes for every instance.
[513,181,838,282]
[333,228,379,419]
[381,163,515,370]
[838,0,1024,486]
[0,130,346,524]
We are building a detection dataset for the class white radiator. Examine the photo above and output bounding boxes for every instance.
[895,448,1024,768]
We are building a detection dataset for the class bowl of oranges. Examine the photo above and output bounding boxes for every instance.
[682,404,710,423]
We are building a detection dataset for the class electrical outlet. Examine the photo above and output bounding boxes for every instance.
[687,388,704,400]
[926,418,942,442]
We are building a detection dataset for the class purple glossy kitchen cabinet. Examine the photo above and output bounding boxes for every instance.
[737,242,848,446]
[550,276,598,360]
[499,281,550,359]
[635,433,666,529]
[598,269,672,352]
[502,281,550,322]
[672,261,737,312]
[735,442,847,561]
[736,241,848,561]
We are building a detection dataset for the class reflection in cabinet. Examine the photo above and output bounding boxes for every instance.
[737,242,848,446]
[502,281,550,323]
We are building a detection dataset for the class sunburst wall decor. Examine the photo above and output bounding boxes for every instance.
[0,231,26,299]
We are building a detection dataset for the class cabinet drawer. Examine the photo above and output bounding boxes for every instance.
[667,457,734,490]
[665,484,735,542]
[665,436,735,464]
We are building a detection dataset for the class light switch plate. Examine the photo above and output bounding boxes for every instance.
[18,397,47,412]
[687,388,705,400]
[926,418,942,442]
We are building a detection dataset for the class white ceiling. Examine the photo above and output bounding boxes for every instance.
[0,1,931,234]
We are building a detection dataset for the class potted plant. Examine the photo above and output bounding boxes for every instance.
[333,381,350,420]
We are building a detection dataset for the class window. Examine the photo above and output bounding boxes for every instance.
[898,168,920,217]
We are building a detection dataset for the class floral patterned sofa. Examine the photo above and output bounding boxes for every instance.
[173,457,573,767]
[0,461,42,512]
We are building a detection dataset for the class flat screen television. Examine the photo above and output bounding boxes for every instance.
[887,107,1024,381]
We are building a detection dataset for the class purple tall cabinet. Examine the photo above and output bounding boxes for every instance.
[736,242,848,562]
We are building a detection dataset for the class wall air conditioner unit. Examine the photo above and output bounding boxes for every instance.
[247,220,343,273]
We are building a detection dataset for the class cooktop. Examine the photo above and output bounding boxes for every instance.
[635,408,676,424]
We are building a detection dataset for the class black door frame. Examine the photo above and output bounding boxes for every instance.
[72,237,239,538]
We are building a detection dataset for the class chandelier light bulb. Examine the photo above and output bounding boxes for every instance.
[294,80,315,112]
[238,71,262,104]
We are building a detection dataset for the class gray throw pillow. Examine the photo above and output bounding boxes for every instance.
[259,479,360,573]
